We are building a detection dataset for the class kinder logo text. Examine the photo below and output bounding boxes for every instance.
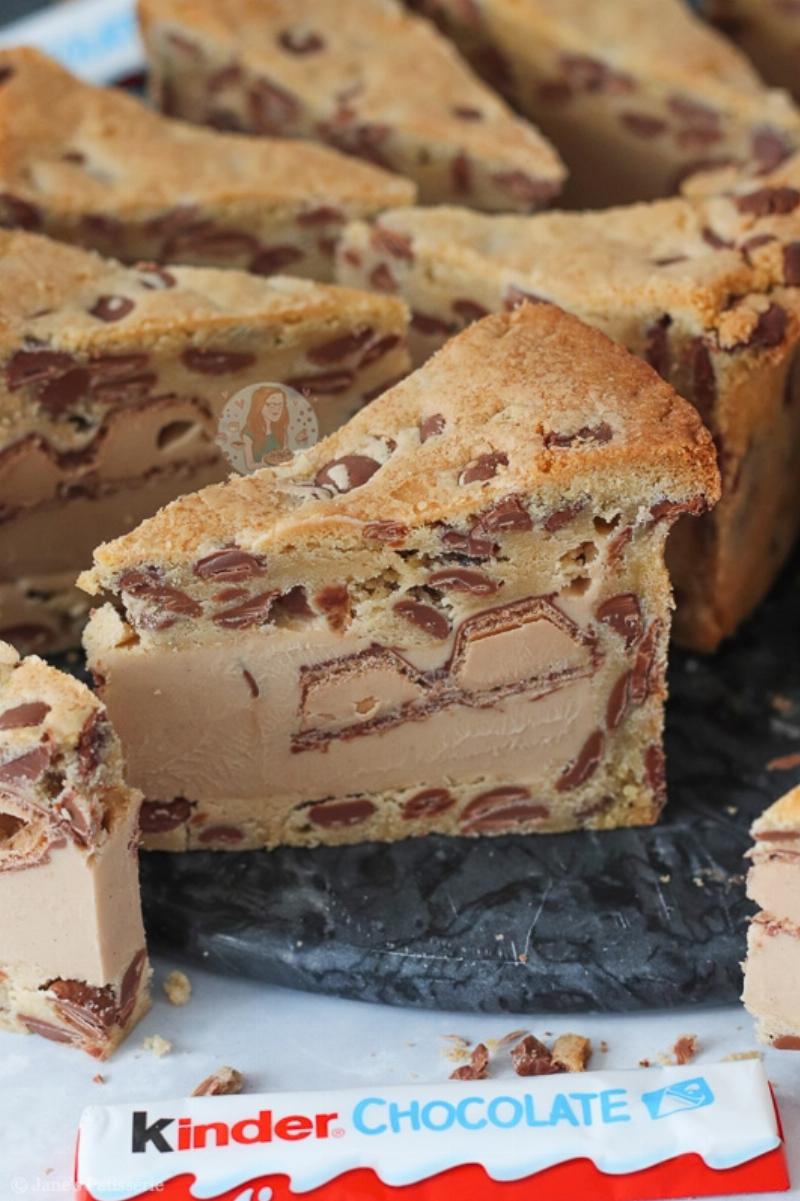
[132,1109,340,1153]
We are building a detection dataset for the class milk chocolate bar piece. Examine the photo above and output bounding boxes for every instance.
[336,166,800,652]
[137,0,565,212]
[0,642,150,1057]
[0,229,410,654]
[79,303,719,851]
[701,0,800,103]
[408,0,800,208]
[742,786,800,1051]
[0,48,414,281]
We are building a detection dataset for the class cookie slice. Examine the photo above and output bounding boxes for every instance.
[0,47,414,280]
[137,0,565,211]
[0,230,410,654]
[701,0,800,103]
[0,642,150,1057]
[743,786,800,1051]
[409,0,800,207]
[79,303,719,851]
[337,175,800,653]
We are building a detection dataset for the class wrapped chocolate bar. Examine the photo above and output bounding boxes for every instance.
[75,1061,788,1200]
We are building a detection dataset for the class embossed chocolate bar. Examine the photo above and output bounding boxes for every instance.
[79,304,718,850]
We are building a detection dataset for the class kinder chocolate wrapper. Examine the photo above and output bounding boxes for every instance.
[75,1061,789,1201]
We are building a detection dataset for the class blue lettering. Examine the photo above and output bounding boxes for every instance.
[488,1097,523,1129]
[456,1097,487,1131]
[389,1101,421,1133]
[524,1094,551,1127]
[549,1095,579,1127]
[352,1098,387,1136]
[600,1089,630,1124]
[422,1101,456,1131]
[568,1093,599,1125]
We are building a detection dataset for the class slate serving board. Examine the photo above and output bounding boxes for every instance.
[132,552,800,1015]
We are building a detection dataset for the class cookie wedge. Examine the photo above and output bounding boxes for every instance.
[80,304,718,851]
[138,0,565,211]
[0,47,414,280]
[0,642,150,1057]
[0,230,410,653]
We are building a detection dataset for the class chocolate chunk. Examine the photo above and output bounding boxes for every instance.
[645,743,667,803]
[453,105,483,121]
[323,121,392,168]
[596,593,643,647]
[0,67,15,87]
[370,226,414,261]
[136,262,176,289]
[181,348,256,374]
[401,788,455,820]
[242,669,259,698]
[452,298,489,324]
[77,712,108,777]
[315,584,350,631]
[165,225,259,259]
[287,369,354,395]
[360,334,402,368]
[278,28,325,53]
[118,948,148,1024]
[6,349,74,391]
[394,599,450,640]
[748,303,788,349]
[315,454,381,492]
[140,797,194,834]
[783,243,800,285]
[544,423,613,449]
[419,412,445,442]
[0,745,50,785]
[537,80,573,104]
[701,227,732,250]
[543,502,584,533]
[198,825,245,844]
[451,150,472,195]
[0,701,50,729]
[207,61,242,92]
[556,730,605,792]
[428,567,499,594]
[606,671,632,731]
[247,76,300,132]
[645,315,671,379]
[511,1035,563,1077]
[89,295,135,323]
[369,263,397,292]
[630,623,661,705]
[620,111,666,138]
[450,1042,489,1081]
[296,206,343,226]
[458,451,508,485]
[250,245,303,275]
[39,366,90,417]
[49,978,117,1037]
[736,186,800,216]
[473,495,533,535]
[752,128,790,172]
[20,1016,76,1045]
[460,786,549,832]
[274,585,314,620]
[308,328,373,365]
[561,53,634,94]
[690,338,716,421]
[213,590,276,629]
[308,797,376,828]
[668,94,719,126]
[0,192,41,230]
[411,311,456,337]
[194,548,266,582]
[363,520,409,544]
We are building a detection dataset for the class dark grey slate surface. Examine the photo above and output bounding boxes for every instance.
[136,554,800,1014]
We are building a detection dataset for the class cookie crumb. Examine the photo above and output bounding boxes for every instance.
[192,1066,244,1097]
[511,1035,558,1077]
[143,1034,172,1058]
[163,969,192,1006]
[771,694,793,714]
[552,1033,592,1073]
[92,1074,105,1085]
[450,1042,489,1080]
[658,873,671,883]
[725,1050,762,1061]
[639,1058,652,1067]
[673,1034,699,1065]
[599,1040,609,1053]
[767,751,800,771]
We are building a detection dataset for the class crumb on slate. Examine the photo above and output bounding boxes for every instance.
[143,1034,172,1058]
[92,1074,105,1085]
[771,694,794,715]
[192,1066,244,1097]
[725,1050,762,1061]
[163,970,192,1006]
[511,1033,591,1077]
[673,1034,699,1065]
[767,752,800,771]
[599,1040,609,1053]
